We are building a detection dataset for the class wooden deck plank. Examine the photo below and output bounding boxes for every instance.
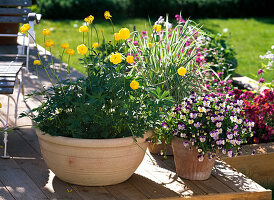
[71,186,117,200]
[0,154,48,200]
[139,154,197,197]
[212,160,267,192]
[0,181,16,200]
[105,180,148,200]
[5,129,85,200]
[152,190,272,200]
[127,172,179,199]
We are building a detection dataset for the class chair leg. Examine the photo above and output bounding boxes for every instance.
[1,95,11,159]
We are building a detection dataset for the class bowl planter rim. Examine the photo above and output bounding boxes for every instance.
[35,128,153,148]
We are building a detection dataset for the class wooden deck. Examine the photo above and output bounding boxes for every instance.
[0,126,271,200]
[0,44,272,200]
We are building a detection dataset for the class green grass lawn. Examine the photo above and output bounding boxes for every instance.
[34,19,151,74]
[197,18,274,82]
[34,18,274,82]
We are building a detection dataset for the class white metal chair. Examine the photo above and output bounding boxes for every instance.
[0,0,41,158]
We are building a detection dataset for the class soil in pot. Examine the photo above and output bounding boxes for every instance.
[36,129,152,186]
[172,136,216,180]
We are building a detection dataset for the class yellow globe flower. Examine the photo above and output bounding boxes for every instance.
[148,42,153,48]
[92,42,100,49]
[130,80,139,90]
[79,26,89,33]
[20,23,31,34]
[33,60,41,65]
[66,49,75,55]
[61,43,69,49]
[42,28,50,36]
[104,11,112,20]
[126,55,134,64]
[84,15,94,24]
[177,67,187,76]
[153,24,161,32]
[114,33,120,41]
[77,44,88,55]
[44,39,54,48]
[100,29,104,33]
[119,28,130,40]
[110,53,122,64]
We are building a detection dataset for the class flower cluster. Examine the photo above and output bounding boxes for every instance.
[155,92,254,161]
[234,88,274,143]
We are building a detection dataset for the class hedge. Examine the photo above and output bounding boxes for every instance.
[38,0,273,19]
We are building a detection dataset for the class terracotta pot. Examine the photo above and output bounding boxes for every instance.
[148,142,173,155]
[172,136,216,180]
[36,129,152,186]
[0,23,19,45]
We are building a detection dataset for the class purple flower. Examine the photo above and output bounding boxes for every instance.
[257,69,264,74]
[227,132,233,140]
[222,149,226,154]
[199,136,206,143]
[133,41,139,46]
[227,150,233,157]
[194,122,201,128]
[162,122,169,129]
[216,122,222,128]
[141,31,147,35]
[183,141,189,147]
[218,72,224,77]
[178,122,185,130]
[172,130,178,136]
[197,154,204,162]
[258,78,265,83]
[226,79,233,85]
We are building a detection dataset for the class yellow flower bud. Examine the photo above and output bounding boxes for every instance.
[61,43,69,49]
[119,28,130,40]
[66,49,75,55]
[33,60,41,65]
[92,42,100,49]
[20,23,31,34]
[104,11,112,20]
[153,24,161,32]
[130,80,139,90]
[0,102,2,108]
[42,28,50,36]
[114,33,120,41]
[79,26,89,33]
[77,44,88,55]
[148,42,153,48]
[84,15,94,24]
[126,55,134,64]
[177,67,187,76]
[110,53,123,64]
[44,39,54,48]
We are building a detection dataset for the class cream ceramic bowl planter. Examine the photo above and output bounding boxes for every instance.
[36,129,152,186]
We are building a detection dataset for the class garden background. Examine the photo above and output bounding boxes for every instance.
[32,0,274,82]
[29,0,274,197]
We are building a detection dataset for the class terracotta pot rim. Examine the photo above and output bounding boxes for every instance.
[35,128,153,148]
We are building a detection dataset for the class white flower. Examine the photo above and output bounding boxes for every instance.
[203,101,210,107]
[164,22,172,29]
[155,16,164,25]
[216,122,222,128]
[223,28,228,33]
[237,100,244,106]
[236,119,242,124]
[230,116,237,122]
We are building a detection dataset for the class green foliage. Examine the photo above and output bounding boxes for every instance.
[37,0,273,19]
[128,18,207,103]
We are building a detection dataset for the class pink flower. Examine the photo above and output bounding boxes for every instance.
[257,69,264,74]
[258,78,265,83]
